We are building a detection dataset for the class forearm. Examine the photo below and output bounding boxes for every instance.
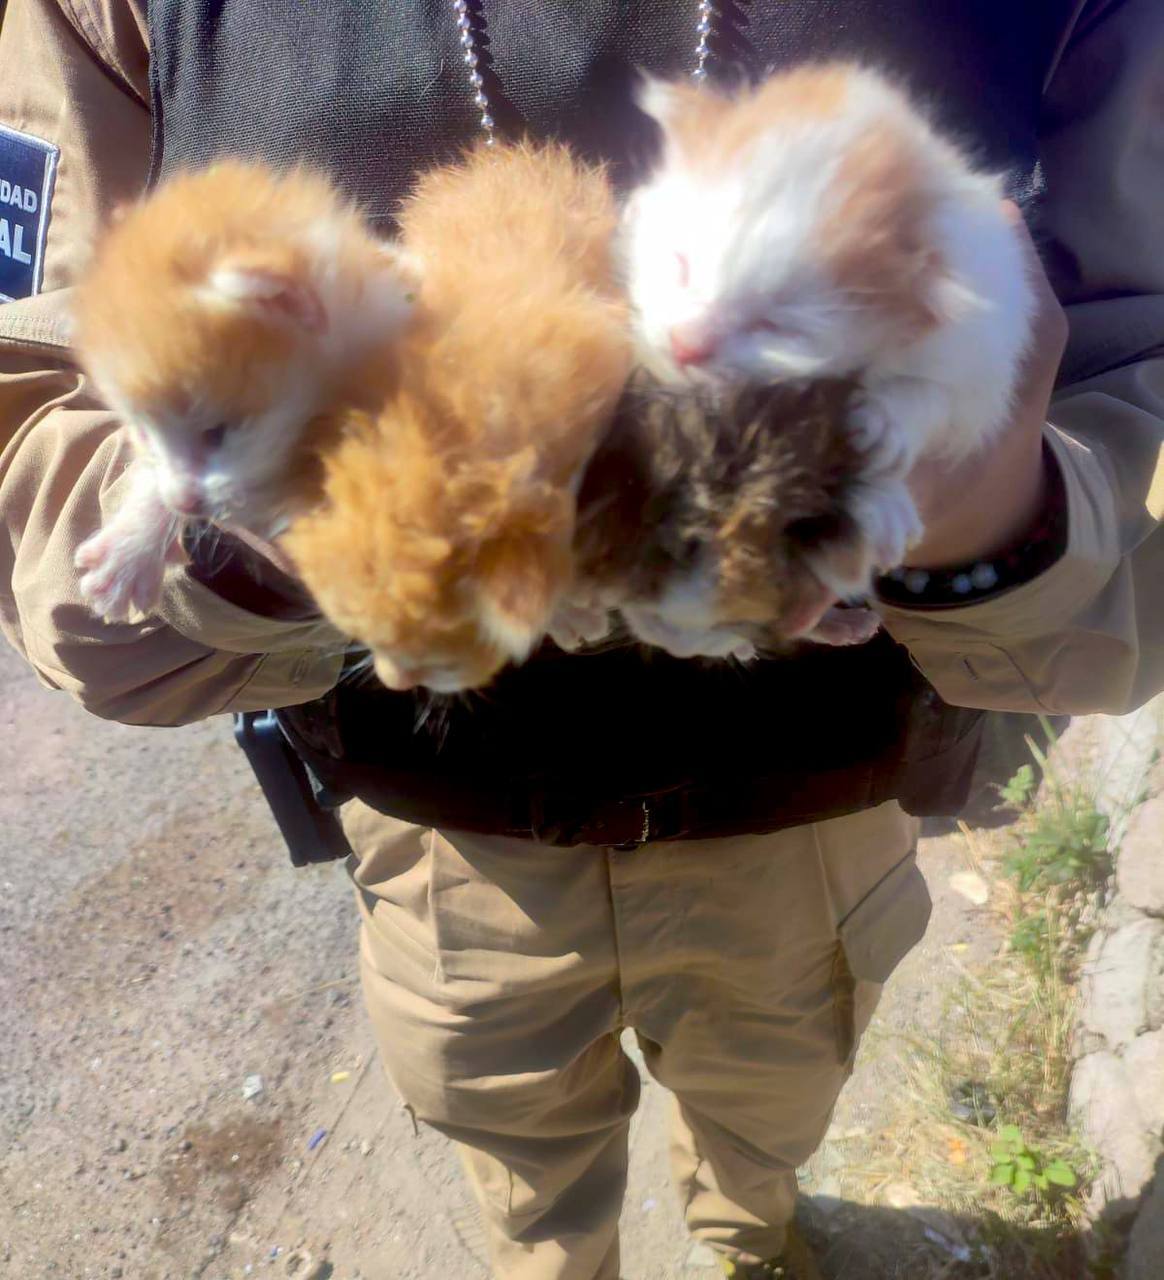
[880,355,1164,716]
[0,348,343,725]
[0,0,346,725]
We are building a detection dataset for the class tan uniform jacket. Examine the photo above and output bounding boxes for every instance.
[1,0,1162,726]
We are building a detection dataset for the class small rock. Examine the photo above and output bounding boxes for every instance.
[359,1139,372,1157]
[949,871,989,906]
[1081,919,1164,1051]
[241,1074,264,1102]
[1123,1029,1164,1142]
[686,1242,719,1268]
[1069,1050,1161,1209]
[1117,793,1164,916]
[111,1269,123,1279]
[1126,1170,1164,1280]
[109,1138,127,1155]
[948,1080,996,1126]
[883,1181,923,1210]
[178,1139,192,1153]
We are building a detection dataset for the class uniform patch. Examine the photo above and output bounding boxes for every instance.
[0,124,59,302]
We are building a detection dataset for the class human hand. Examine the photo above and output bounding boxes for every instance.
[904,203,1068,569]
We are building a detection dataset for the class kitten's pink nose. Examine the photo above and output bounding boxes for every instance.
[669,324,717,367]
[172,491,206,516]
[161,478,206,516]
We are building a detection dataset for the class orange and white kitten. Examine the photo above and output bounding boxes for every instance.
[283,142,632,694]
[72,160,417,619]
[625,62,1034,636]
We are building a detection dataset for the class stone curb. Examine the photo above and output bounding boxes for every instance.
[1062,698,1164,1278]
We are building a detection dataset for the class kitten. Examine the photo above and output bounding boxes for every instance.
[564,371,880,660]
[625,61,1035,603]
[71,160,418,620]
[282,142,632,694]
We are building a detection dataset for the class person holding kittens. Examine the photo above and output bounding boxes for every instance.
[2,3,1162,1280]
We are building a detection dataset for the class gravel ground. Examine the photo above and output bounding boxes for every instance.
[0,641,1001,1279]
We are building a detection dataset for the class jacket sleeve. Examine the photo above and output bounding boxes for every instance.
[878,0,1164,717]
[0,0,343,726]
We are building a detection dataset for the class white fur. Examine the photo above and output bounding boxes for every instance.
[623,64,1035,633]
[74,460,177,621]
[620,557,755,660]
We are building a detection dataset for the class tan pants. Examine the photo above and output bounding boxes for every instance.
[345,801,929,1280]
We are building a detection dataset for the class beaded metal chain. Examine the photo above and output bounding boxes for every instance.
[693,0,717,81]
[451,0,496,142]
[452,1,719,143]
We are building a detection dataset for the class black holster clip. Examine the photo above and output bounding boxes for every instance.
[232,710,354,867]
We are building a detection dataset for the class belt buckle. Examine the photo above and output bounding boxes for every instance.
[607,799,652,851]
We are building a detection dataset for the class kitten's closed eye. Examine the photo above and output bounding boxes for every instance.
[202,423,230,450]
[746,318,793,336]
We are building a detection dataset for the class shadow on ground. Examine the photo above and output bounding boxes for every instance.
[798,1192,1128,1280]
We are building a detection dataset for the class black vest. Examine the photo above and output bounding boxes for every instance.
[148,1,1077,846]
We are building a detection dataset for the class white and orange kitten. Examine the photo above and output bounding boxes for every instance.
[72,160,417,620]
[624,61,1034,643]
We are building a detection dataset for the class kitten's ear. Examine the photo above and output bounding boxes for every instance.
[634,71,721,153]
[634,72,682,128]
[474,534,564,661]
[204,251,326,332]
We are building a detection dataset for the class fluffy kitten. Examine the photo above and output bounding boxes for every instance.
[72,160,417,619]
[625,61,1034,602]
[282,142,632,694]
[565,371,880,659]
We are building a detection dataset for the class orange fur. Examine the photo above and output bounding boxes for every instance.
[68,159,419,622]
[72,159,412,532]
[75,161,394,432]
[283,143,632,692]
[648,64,850,170]
[821,121,945,343]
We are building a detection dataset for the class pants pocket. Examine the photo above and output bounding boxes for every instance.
[832,852,932,1064]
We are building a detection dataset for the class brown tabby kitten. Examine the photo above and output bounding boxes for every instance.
[561,371,882,659]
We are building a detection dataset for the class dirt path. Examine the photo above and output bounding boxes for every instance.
[0,644,1008,1280]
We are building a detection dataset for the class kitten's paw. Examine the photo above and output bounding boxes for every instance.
[851,376,953,474]
[807,606,882,647]
[848,394,911,476]
[75,530,166,621]
[547,600,613,651]
[848,480,924,574]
